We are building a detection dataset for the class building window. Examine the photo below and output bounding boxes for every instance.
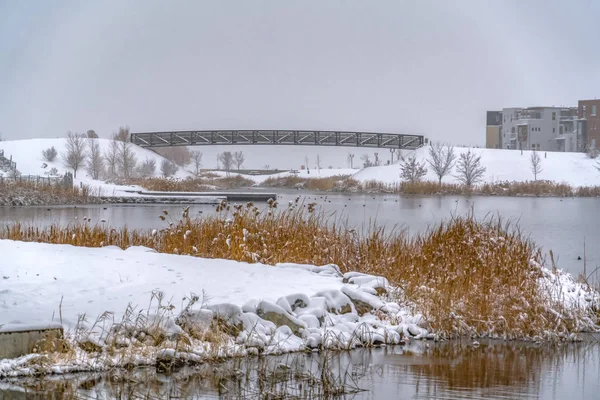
[552,112,556,120]
[592,105,597,116]
[553,128,555,133]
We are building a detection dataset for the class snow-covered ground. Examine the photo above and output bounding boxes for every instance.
[0,239,598,377]
[0,138,192,196]
[0,239,425,376]
[353,147,600,187]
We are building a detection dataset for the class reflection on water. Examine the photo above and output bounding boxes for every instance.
[2,338,599,399]
[361,338,600,400]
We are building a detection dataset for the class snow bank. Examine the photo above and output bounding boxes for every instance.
[0,240,426,376]
[353,147,600,187]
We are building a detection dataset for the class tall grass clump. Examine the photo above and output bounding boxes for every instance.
[3,198,595,338]
[260,175,351,191]
[0,179,102,205]
[125,176,255,191]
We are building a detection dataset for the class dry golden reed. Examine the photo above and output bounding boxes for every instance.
[3,199,592,338]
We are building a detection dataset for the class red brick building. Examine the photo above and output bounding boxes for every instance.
[578,99,600,148]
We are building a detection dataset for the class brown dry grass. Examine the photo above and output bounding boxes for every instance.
[127,176,255,191]
[330,179,600,197]
[260,175,351,191]
[0,180,102,205]
[2,199,589,338]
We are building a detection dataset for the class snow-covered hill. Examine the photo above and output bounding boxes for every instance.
[353,147,600,187]
[0,138,195,196]
[0,138,190,179]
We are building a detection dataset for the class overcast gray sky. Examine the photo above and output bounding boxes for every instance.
[1,0,599,144]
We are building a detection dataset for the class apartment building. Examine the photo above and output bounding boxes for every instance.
[499,107,584,152]
[485,111,502,149]
[578,99,600,149]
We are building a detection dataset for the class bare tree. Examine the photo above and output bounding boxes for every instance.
[399,154,427,183]
[233,151,245,171]
[104,139,119,179]
[62,131,86,178]
[361,154,372,168]
[427,142,456,184]
[595,159,600,172]
[42,146,58,162]
[160,159,178,177]
[455,149,486,187]
[138,158,157,178]
[154,147,192,167]
[114,126,130,142]
[529,150,542,181]
[316,154,322,171]
[219,151,234,176]
[86,138,104,180]
[86,130,98,139]
[190,150,203,176]
[117,137,137,180]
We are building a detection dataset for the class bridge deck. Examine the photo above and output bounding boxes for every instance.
[131,130,425,150]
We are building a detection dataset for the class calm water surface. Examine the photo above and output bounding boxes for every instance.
[0,192,598,276]
[2,338,599,399]
[1,193,599,399]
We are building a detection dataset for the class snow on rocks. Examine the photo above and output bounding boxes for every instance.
[536,261,600,332]
[254,300,306,335]
[0,240,423,377]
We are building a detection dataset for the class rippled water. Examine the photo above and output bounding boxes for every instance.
[1,192,598,276]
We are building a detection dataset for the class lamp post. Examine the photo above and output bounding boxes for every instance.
[389,148,397,164]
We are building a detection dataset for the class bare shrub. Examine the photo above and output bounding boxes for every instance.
[138,158,157,178]
[399,154,427,183]
[233,151,245,171]
[114,126,130,142]
[154,147,192,167]
[62,132,87,178]
[117,138,138,179]
[42,146,58,162]
[86,138,104,180]
[586,146,599,159]
[530,151,542,181]
[427,142,456,184]
[160,159,179,177]
[455,149,486,187]
[104,139,119,179]
[360,154,372,168]
[218,151,234,176]
[190,150,203,176]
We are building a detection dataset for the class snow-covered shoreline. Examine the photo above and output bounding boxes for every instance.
[0,239,598,377]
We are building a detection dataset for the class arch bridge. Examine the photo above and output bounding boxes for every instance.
[130,130,425,150]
